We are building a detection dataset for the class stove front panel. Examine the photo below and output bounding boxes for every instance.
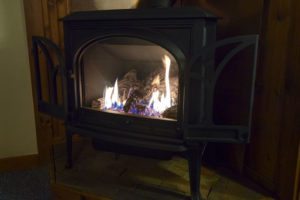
[63,9,216,139]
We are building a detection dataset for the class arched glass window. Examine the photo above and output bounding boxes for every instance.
[80,37,179,120]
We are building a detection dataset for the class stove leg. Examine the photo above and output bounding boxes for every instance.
[188,143,207,200]
[65,131,73,169]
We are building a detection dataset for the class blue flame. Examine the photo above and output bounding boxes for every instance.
[103,100,161,118]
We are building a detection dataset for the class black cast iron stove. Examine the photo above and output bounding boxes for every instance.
[32,7,258,200]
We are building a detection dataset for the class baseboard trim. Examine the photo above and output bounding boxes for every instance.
[0,154,39,172]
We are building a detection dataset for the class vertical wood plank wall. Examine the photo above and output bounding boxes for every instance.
[276,0,300,198]
[23,0,52,164]
[23,0,70,164]
[245,0,293,192]
[244,0,300,199]
[23,0,300,199]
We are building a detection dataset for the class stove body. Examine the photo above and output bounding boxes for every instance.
[32,8,258,200]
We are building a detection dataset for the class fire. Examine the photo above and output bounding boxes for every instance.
[104,79,122,109]
[148,55,172,112]
[111,79,121,106]
[104,87,113,109]
[151,75,160,86]
[103,55,173,117]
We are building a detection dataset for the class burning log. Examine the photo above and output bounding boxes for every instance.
[136,103,147,112]
[95,68,178,116]
[123,97,135,113]
[118,69,143,100]
[93,55,178,119]
[143,65,178,105]
[123,88,144,113]
[91,99,101,108]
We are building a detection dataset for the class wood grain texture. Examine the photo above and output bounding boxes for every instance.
[41,0,68,145]
[23,0,51,164]
[245,0,300,199]
[23,0,70,165]
[276,0,300,198]
[244,0,293,191]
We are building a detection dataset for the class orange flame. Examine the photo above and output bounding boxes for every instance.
[152,75,160,86]
[103,55,173,115]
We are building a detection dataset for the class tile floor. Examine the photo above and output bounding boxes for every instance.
[53,140,273,200]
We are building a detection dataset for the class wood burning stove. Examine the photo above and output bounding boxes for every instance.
[32,7,258,200]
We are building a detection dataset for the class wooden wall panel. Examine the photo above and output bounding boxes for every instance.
[41,0,69,144]
[23,0,70,162]
[23,0,50,163]
[244,1,300,199]
[276,0,300,198]
[244,0,293,192]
